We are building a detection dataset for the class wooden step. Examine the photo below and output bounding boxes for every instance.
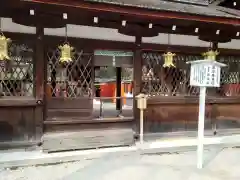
[46,116,92,123]
[43,128,134,152]
[47,108,92,118]
[45,116,134,125]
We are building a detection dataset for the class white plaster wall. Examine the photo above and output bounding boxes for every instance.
[45,24,135,42]
[219,40,240,49]
[1,18,36,34]
[142,34,209,47]
[1,18,240,49]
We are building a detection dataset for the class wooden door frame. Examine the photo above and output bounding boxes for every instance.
[35,25,46,140]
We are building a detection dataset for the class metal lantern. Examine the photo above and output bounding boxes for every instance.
[202,50,219,61]
[0,34,11,61]
[163,51,176,67]
[59,43,74,63]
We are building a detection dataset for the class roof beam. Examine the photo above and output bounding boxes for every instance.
[162,0,208,6]
[215,6,240,17]
[210,0,226,6]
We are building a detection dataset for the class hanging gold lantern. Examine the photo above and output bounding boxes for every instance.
[59,43,74,63]
[163,51,176,67]
[0,34,11,61]
[202,50,219,61]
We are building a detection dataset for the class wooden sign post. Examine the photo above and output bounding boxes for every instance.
[187,59,226,169]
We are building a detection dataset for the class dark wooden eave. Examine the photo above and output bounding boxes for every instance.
[84,0,240,18]
[20,0,240,25]
[0,0,238,42]
[210,0,240,15]
[219,0,239,10]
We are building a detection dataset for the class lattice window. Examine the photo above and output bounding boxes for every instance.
[218,56,240,96]
[47,48,93,98]
[142,52,240,97]
[122,68,133,81]
[0,42,34,97]
[141,52,200,96]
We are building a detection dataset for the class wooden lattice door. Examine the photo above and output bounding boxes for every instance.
[46,47,93,123]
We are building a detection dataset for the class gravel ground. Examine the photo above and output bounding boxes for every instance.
[1,148,240,180]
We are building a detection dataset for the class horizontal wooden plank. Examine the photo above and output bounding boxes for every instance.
[145,104,212,122]
[44,120,133,133]
[148,96,240,105]
[44,128,133,137]
[0,98,38,107]
[211,97,240,104]
[0,140,40,149]
[215,104,240,121]
[47,97,92,109]
[45,117,134,125]
[47,108,92,118]
[144,102,240,133]
[46,116,92,123]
